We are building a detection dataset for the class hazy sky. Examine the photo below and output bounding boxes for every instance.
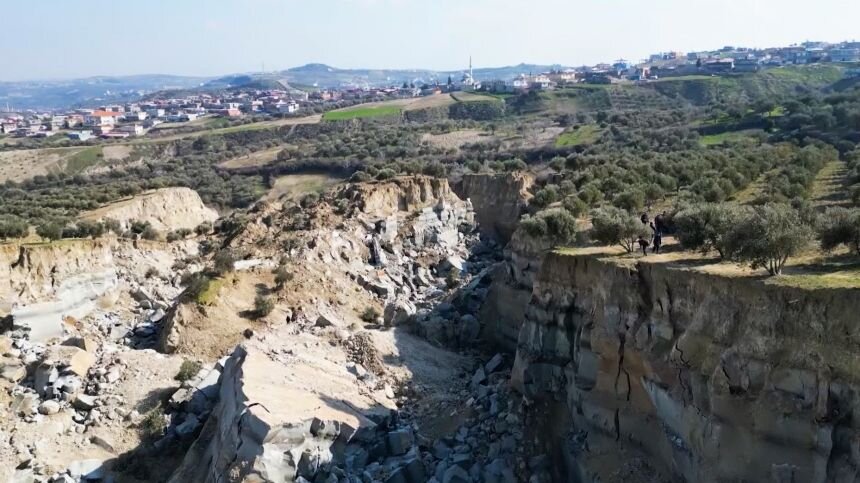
[3,0,859,81]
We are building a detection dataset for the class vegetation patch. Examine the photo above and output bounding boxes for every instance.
[555,125,602,147]
[323,105,402,121]
[64,146,104,174]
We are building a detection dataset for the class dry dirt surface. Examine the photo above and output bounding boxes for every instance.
[0,147,83,183]
[421,129,494,151]
[263,173,343,202]
[217,146,283,170]
[79,187,219,233]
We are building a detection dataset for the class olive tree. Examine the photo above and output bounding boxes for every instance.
[725,203,811,276]
[590,206,648,253]
[674,203,744,259]
[816,207,860,256]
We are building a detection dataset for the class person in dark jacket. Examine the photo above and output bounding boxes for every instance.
[650,222,662,254]
[637,235,650,256]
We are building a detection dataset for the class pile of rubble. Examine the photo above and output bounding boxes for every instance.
[259,353,548,483]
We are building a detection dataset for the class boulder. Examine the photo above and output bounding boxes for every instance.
[387,429,414,456]
[442,465,470,483]
[0,357,26,383]
[383,300,417,326]
[38,400,61,415]
[73,394,98,411]
[41,346,95,377]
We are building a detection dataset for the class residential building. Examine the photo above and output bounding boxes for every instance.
[831,48,860,63]
[118,124,145,136]
[85,111,120,127]
[68,131,93,141]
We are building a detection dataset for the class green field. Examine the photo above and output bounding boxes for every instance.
[699,129,763,147]
[555,125,602,147]
[323,105,402,121]
[65,146,103,174]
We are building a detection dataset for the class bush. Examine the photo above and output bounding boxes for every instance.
[138,409,166,440]
[273,265,293,289]
[0,217,28,240]
[182,272,212,302]
[254,295,274,318]
[36,222,63,241]
[375,168,396,180]
[817,207,860,256]
[175,359,202,382]
[350,171,372,183]
[503,159,527,172]
[674,203,743,259]
[590,206,648,253]
[532,185,559,208]
[361,306,380,322]
[562,196,588,217]
[445,269,461,289]
[141,226,160,241]
[724,203,811,275]
[213,250,235,275]
[299,192,320,209]
[195,221,213,236]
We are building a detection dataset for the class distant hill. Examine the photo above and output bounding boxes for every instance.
[0,74,209,110]
[274,63,564,88]
[0,62,562,110]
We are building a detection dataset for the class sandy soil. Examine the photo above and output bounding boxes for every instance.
[264,173,343,202]
[0,147,84,183]
[421,129,494,151]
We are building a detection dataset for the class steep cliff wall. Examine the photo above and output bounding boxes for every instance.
[480,229,550,351]
[511,251,860,482]
[458,173,533,243]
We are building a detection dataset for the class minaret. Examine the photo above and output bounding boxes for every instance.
[469,56,473,80]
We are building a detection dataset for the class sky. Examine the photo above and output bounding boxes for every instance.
[2,0,860,81]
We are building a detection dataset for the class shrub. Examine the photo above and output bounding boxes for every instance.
[423,162,447,178]
[36,222,63,241]
[213,250,235,275]
[724,203,811,275]
[465,160,483,173]
[562,196,588,218]
[361,306,380,322]
[273,265,293,289]
[175,359,202,382]
[532,185,560,208]
[145,267,160,279]
[141,226,160,241]
[194,221,213,236]
[375,168,396,180]
[254,295,274,318]
[138,409,166,440]
[503,159,527,172]
[0,217,27,240]
[674,203,744,259]
[299,192,320,209]
[183,272,212,302]
[350,171,371,183]
[590,206,648,253]
[445,269,461,289]
[817,207,860,256]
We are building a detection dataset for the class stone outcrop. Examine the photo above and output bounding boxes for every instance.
[0,241,118,342]
[168,346,385,482]
[480,228,550,352]
[510,251,860,482]
[458,173,533,243]
[79,186,218,232]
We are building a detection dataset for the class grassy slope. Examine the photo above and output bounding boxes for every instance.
[323,105,403,121]
[555,125,603,147]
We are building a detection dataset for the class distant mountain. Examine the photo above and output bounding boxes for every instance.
[0,63,565,111]
[0,74,210,111]
[275,63,565,88]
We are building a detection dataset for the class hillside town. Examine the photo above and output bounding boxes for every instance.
[2,39,859,141]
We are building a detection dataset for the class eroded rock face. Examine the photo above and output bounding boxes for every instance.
[458,173,533,244]
[79,186,218,232]
[511,252,860,482]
